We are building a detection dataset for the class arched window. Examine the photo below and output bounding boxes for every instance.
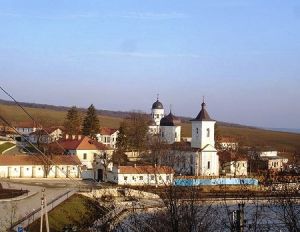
[207,128,210,137]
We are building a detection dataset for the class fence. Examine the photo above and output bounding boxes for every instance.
[174,178,259,186]
[10,189,77,231]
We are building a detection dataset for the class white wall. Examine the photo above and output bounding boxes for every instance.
[160,126,181,144]
[108,167,173,186]
[151,108,164,126]
[198,151,219,176]
[191,121,216,149]
[260,151,278,157]
[0,165,80,178]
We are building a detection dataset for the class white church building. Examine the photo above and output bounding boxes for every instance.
[148,98,165,135]
[148,97,182,144]
[159,101,219,176]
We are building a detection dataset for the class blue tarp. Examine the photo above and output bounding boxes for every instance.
[174,178,258,186]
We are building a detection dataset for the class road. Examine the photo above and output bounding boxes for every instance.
[0,179,83,231]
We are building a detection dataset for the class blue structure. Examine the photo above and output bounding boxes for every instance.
[174,178,258,186]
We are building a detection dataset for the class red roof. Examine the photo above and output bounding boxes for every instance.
[218,151,248,162]
[55,136,109,150]
[100,127,118,135]
[14,121,39,128]
[30,127,63,136]
[118,165,174,174]
[0,155,81,166]
[218,136,238,143]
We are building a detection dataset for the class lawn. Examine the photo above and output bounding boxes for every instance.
[26,194,107,232]
[0,142,15,154]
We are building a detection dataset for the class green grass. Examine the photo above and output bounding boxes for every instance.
[27,194,107,232]
[0,142,15,154]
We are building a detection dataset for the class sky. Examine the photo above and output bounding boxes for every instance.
[0,0,300,128]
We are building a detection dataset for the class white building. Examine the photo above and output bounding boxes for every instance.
[53,136,113,179]
[218,151,248,176]
[259,151,288,172]
[160,101,219,176]
[148,98,165,135]
[107,165,174,186]
[160,111,181,144]
[29,127,63,144]
[96,128,119,149]
[14,121,41,135]
[0,155,81,178]
[218,137,239,151]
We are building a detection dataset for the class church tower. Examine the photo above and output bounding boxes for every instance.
[191,101,216,149]
[151,96,164,126]
[160,110,181,144]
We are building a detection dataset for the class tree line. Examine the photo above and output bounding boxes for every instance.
[63,104,100,139]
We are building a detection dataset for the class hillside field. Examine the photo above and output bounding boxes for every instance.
[1,103,300,153]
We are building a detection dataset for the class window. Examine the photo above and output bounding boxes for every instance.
[207,128,210,137]
[83,153,87,160]
[196,128,199,134]
[161,132,164,137]
[107,137,111,143]
[26,168,29,171]
[159,176,162,180]
[156,114,159,118]
[94,153,97,158]
[124,176,128,181]
[151,175,155,180]
[132,176,135,180]
[175,132,177,138]
[139,176,143,180]
[207,161,211,169]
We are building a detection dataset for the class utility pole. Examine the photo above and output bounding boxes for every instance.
[40,188,50,232]
[231,203,245,232]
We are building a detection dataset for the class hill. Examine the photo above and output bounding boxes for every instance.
[0,100,300,153]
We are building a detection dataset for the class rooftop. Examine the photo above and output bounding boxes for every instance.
[117,165,174,174]
[0,154,81,166]
[53,136,109,151]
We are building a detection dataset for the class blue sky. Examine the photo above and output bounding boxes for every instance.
[0,0,300,128]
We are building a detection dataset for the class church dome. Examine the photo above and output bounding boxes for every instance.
[152,100,164,109]
[160,112,181,126]
[191,101,214,121]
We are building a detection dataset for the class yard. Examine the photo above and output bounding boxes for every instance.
[0,142,15,154]
[26,194,108,232]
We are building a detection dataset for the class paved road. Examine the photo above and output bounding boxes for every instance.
[0,179,82,231]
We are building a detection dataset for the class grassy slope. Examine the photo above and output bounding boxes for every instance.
[0,142,15,154]
[1,103,300,152]
[27,194,107,232]
[0,103,123,128]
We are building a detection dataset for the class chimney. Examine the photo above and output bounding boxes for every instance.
[65,134,69,140]
[78,135,82,140]
[72,135,75,140]
[134,163,137,168]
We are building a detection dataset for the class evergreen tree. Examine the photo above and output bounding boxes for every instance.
[63,106,82,135]
[82,104,100,139]
[116,125,128,151]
